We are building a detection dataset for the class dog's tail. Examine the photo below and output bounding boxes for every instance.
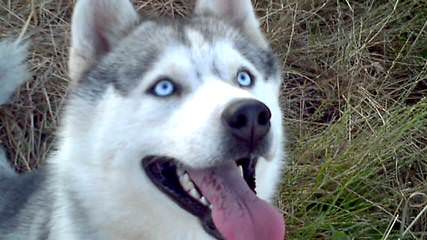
[0,39,30,105]
[0,39,29,176]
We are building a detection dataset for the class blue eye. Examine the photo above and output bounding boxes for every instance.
[236,70,254,87]
[151,79,176,97]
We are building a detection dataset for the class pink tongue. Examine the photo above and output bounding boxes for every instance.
[188,163,285,240]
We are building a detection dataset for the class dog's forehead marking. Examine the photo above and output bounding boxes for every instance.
[75,17,280,101]
[185,27,207,50]
[185,27,210,81]
[182,27,241,82]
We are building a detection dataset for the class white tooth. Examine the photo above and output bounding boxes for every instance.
[177,168,185,177]
[209,204,213,209]
[178,174,184,183]
[183,173,190,182]
[200,196,209,206]
[239,166,244,177]
[179,173,192,190]
[189,188,201,199]
[180,175,195,192]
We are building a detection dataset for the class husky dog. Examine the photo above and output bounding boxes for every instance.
[0,0,287,239]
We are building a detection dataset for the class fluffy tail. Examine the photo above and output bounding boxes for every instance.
[0,39,29,176]
[0,39,30,105]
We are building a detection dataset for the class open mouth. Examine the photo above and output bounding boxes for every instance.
[142,156,285,240]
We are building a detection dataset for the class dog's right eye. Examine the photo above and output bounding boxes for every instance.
[150,79,176,97]
[236,69,255,88]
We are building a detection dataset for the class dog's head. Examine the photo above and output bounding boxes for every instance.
[59,0,286,239]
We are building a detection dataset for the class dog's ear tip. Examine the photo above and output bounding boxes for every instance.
[69,0,139,82]
[194,0,268,48]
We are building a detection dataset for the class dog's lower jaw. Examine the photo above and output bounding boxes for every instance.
[48,157,217,240]
[49,183,217,240]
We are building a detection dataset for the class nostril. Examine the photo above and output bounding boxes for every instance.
[222,99,271,143]
[230,114,247,129]
[257,110,270,126]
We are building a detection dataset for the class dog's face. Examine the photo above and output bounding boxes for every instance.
[58,0,285,239]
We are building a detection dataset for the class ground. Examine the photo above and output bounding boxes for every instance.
[0,0,426,239]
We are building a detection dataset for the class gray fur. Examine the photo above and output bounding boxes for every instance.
[0,169,52,240]
[189,16,279,78]
[64,188,95,238]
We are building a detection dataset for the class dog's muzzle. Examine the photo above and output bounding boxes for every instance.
[141,99,285,240]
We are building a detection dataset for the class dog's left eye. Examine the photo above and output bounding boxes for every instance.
[236,70,254,87]
[150,79,176,97]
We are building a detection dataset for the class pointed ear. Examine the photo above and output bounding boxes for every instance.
[69,0,139,82]
[195,0,268,48]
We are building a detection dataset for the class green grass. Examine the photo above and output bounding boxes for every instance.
[281,99,426,239]
[266,0,427,239]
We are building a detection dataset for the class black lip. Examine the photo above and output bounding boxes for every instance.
[141,156,257,240]
[236,157,258,193]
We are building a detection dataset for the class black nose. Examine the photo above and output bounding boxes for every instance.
[222,99,271,145]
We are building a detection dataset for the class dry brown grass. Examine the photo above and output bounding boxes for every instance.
[0,0,426,239]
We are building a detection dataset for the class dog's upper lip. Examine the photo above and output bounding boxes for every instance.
[141,156,223,239]
[141,157,210,215]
